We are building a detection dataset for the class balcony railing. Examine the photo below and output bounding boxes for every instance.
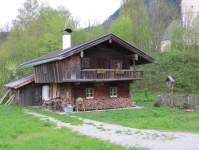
[63,69,144,82]
[79,69,144,81]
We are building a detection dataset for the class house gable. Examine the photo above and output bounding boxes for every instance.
[19,33,156,69]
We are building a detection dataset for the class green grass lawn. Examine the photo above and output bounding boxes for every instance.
[132,93,157,101]
[0,105,144,150]
[26,107,83,125]
[73,103,199,133]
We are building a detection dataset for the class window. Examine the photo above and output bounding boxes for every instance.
[115,61,121,69]
[110,87,117,97]
[82,58,90,68]
[86,88,94,99]
[43,64,47,73]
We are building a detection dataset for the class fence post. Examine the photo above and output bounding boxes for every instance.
[157,95,161,106]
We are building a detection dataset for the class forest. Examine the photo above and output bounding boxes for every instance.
[0,0,199,98]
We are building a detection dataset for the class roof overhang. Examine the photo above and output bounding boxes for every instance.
[19,57,60,69]
[4,74,35,89]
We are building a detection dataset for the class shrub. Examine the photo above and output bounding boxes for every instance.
[182,102,189,109]
[153,101,160,107]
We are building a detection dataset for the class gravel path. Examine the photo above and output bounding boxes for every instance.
[24,109,199,150]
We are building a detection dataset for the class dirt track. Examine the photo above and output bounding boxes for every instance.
[24,109,199,150]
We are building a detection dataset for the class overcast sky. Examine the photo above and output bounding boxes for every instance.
[0,0,121,28]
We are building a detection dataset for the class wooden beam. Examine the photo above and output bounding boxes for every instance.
[14,78,35,89]
[133,59,136,70]
[63,78,143,82]
[127,54,138,60]
[80,51,84,58]
[4,94,15,105]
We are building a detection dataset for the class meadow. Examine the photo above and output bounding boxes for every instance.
[73,101,199,133]
[0,105,143,150]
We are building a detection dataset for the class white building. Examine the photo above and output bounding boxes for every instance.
[181,0,199,27]
[161,0,199,52]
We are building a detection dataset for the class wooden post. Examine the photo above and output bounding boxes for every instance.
[171,84,174,107]
[133,59,136,70]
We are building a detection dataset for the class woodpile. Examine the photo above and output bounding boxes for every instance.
[76,98,135,111]
[44,98,73,112]
[44,97,135,112]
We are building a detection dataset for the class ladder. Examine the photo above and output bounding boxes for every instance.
[0,89,11,104]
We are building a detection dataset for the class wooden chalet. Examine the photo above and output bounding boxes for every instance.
[4,32,156,110]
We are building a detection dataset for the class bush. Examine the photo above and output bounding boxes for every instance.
[153,101,160,107]
[182,102,189,109]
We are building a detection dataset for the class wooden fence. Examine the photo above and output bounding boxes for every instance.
[157,94,199,109]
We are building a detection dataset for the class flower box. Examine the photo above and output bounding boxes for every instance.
[97,70,106,74]
[115,71,124,74]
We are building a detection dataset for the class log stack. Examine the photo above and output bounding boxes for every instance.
[77,97,133,111]
[44,97,135,112]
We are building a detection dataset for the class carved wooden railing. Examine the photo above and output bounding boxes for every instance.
[80,69,144,81]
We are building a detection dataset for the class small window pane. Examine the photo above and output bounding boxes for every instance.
[110,87,117,97]
[86,88,94,99]
[82,58,89,67]
[115,61,121,69]
[43,64,47,73]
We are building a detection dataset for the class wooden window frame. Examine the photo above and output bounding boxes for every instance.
[114,60,122,69]
[110,87,117,97]
[82,58,90,68]
[86,88,94,99]
[43,64,47,73]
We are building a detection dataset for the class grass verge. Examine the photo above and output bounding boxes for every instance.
[25,107,83,125]
[73,105,199,133]
[0,105,146,150]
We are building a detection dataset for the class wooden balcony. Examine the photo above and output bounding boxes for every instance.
[63,69,144,82]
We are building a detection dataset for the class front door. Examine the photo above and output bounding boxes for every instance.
[97,58,107,69]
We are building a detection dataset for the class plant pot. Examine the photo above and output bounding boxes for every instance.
[97,70,106,74]
[115,71,124,74]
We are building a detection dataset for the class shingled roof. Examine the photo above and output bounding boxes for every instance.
[20,33,157,69]
[4,74,35,89]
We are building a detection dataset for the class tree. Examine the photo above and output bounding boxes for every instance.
[147,0,178,52]
[12,0,39,29]
[117,0,152,52]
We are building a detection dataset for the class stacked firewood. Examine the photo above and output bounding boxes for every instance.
[78,98,133,111]
[45,98,74,112]
[44,97,135,112]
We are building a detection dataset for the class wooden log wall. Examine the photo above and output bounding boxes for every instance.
[83,45,130,69]
[74,81,130,100]
[11,82,42,107]
[62,53,81,80]
[34,53,81,83]
[34,61,63,83]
